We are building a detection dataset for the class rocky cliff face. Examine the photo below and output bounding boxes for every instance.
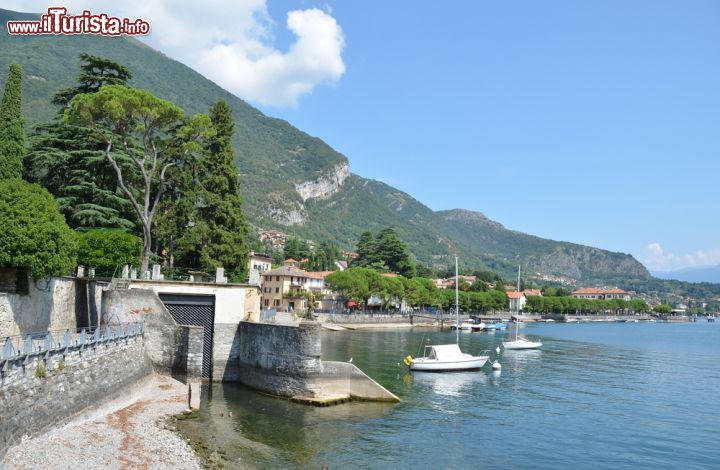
[294,162,350,202]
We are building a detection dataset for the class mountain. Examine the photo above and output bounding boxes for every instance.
[652,266,720,284]
[0,8,651,285]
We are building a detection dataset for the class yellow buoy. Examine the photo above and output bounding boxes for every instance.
[403,355,413,366]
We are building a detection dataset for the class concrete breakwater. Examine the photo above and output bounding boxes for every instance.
[238,321,399,405]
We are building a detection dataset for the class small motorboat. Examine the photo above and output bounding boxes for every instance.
[408,344,489,371]
[470,322,486,332]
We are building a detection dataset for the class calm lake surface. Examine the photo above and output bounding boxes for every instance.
[178,322,720,469]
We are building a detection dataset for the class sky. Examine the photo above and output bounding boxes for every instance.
[7,0,720,274]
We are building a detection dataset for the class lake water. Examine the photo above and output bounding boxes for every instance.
[177,322,720,469]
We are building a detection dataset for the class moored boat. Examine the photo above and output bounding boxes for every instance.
[410,344,489,371]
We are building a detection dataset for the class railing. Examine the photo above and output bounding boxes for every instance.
[1,323,144,367]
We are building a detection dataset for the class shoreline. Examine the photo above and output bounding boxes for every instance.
[2,374,201,469]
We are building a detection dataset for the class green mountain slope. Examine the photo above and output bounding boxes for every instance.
[0,8,652,285]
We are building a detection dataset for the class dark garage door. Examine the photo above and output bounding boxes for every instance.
[159,293,215,379]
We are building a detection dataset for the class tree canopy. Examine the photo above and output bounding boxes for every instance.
[352,227,415,277]
[77,229,141,271]
[0,180,77,278]
[66,84,212,273]
[25,55,138,230]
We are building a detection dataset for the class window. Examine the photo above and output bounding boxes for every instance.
[274,299,280,306]
[264,299,269,306]
[276,276,280,281]
[276,287,279,293]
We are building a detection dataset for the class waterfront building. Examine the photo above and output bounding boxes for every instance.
[570,288,631,301]
[261,266,309,311]
[508,291,527,311]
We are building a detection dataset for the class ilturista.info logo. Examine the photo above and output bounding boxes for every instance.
[7,7,150,36]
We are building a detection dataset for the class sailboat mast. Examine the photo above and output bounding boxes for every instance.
[455,256,460,345]
[516,265,520,340]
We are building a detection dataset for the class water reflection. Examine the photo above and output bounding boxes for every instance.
[176,323,720,469]
[411,370,489,397]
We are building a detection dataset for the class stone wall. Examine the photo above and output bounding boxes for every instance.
[0,336,153,460]
[237,321,399,404]
[0,277,105,338]
[125,281,261,380]
[213,323,241,381]
[318,313,412,324]
[100,289,203,380]
[237,321,322,397]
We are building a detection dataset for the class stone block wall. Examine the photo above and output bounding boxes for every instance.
[0,277,105,338]
[101,289,204,380]
[213,323,241,381]
[237,321,322,397]
[0,336,153,459]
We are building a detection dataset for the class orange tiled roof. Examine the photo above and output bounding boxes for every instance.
[507,291,525,299]
[305,271,334,279]
[523,289,543,296]
[572,288,629,295]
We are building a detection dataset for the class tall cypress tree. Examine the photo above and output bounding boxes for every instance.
[176,100,250,281]
[0,64,24,181]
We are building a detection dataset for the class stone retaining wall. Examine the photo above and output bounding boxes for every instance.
[0,277,105,338]
[237,321,322,397]
[101,289,204,379]
[0,336,153,460]
[237,321,399,404]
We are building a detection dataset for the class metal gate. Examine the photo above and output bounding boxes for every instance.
[159,294,215,379]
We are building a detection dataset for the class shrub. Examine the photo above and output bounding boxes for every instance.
[0,180,77,278]
[77,229,141,269]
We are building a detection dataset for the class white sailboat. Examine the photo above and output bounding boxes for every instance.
[502,266,542,350]
[407,257,489,371]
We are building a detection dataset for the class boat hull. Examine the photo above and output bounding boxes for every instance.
[502,339,542,350]
[410,356,489,371]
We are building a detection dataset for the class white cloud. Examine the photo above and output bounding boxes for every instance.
[8,1,345,107]
[640,242,720,271]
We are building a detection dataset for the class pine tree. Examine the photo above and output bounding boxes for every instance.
[24,55,139,230]
[375,227,416,277]
[52,54,132,109]
[0,64,24,181]
[354,231,377,267]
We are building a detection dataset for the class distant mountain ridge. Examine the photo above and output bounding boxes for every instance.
[652,265,720,284]
[0,8,651,285]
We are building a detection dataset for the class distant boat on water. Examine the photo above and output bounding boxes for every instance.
[503,266,542,350]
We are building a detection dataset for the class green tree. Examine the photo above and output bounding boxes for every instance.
[375,227,416,277]
[0,180,77,278]
[353,231,377,267]
[283,237,301,261]
[653,304,672,315]
[52,54,133,109]
[25,55,138,230]
[77,230,141,271]
[0,64,24,180]
[66,85,212,273]
[175,100,249,281]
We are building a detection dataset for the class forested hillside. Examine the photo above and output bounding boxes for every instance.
[0,8,660,286]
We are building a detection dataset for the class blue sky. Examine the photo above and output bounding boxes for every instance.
[261,0,720,272]
[11,0,720,272]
